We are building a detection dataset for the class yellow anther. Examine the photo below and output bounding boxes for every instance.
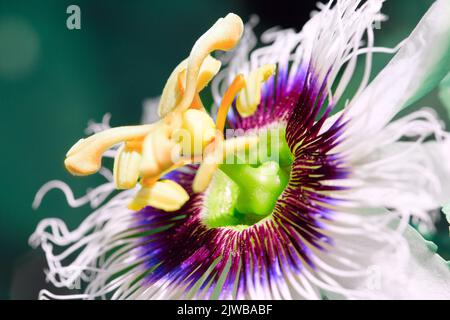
[174,109,216,157]
[65,124,155,176]
[193,133,224,193]
[174,13,243,115]
[236,64,276,117]
[195,57,222,93]
[216,74,246,132]
[113,142,143,189]
[128,180,190,212]
[158,55,221,117]
[193,134,259,193]
[140,123,180,179]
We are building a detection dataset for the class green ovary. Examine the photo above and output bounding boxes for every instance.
[203,127,293,229]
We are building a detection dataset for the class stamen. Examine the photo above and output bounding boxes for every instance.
[193,132,224,193]
[128,180,189,212]
[173,13,243,114]
[159,55,222,117]
[195,57,222,92]
[140,123,180,179]
[65,124,155,176]
[113,141,143,189]
[216,74,246,132]
[236,64,276,117]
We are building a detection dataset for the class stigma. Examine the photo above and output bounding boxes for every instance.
[64,13,276,212]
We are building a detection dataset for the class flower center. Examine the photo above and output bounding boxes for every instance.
[203,127,293,229]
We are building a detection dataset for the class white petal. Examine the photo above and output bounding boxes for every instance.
[366,225,450,299]
[345,0,450,143]
[346,134,450,229]
[320,211,450,300]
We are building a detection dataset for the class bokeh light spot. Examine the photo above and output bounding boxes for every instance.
[0,16,40,80]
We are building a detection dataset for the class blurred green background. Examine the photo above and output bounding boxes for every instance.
[0,0,448,299]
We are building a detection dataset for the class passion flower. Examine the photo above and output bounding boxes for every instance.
[31,0,450,300]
